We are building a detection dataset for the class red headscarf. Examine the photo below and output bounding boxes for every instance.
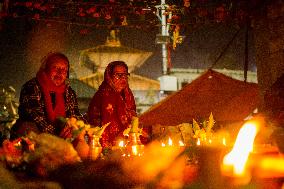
[88,61,136,147]
[36,52,69,123]
[102,61,136,114]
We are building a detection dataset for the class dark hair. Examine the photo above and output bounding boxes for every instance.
[42,52,70,78]
[108,61,128,75]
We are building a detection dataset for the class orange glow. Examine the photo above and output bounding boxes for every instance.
[168,138,173,146]
[16,141,21,146]
[196,138,201,146]
[123,141,186,184]
[222,137,226,146]
[255,156,284,178]
[118,140,124,147]
[179,140,185,146]
[222,121,259,175]
[132,145,138,156]
[208,139,212,144]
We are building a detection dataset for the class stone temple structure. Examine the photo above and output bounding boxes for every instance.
[76,30,160,114]
[79,30,153,74]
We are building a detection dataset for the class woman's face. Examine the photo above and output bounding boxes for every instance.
[46,59,68,86]
[112,65,129,92]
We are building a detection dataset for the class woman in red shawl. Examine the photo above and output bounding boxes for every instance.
[87,61,137,148]
[11,52,82,139]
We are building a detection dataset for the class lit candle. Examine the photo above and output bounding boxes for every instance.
[222,121,259,178]
[222,137,226,146]
[117,140,126,156]
[197,138,201,146]
[208,139,212,144]
[179,140,185,146]
[118,140,124,147]
[168,137,173,146]
[132,145,138,156]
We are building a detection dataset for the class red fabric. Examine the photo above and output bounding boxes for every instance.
[87,64,136,148]
[36,70,66,123]
[139,69,260,126]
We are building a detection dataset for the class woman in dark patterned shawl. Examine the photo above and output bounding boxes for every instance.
[87,61,137,148]
[11,52,82,139]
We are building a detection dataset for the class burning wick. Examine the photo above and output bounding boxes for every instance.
[161,138,173,147]
[179,140,185,146]
[222,137,226,146]
[118,140,126,156]
[168,138,173,146]
[222,122,259,175]
[208,139,212,144]
[197,138,201,146]
[132,145,138,156]
[118,140,124,147]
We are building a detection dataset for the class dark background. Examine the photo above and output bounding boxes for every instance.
[0,0,263,97]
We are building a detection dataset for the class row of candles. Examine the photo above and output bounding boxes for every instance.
[116,119,284,186]
[114,136,186,157]
[196,137,227,146]
[115,134,228,158]
[101,117,284,189]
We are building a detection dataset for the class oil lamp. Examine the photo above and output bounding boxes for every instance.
[221,120,260,186]
[125,132,144,156]
[123,117,144,156]
[88,134,102,160]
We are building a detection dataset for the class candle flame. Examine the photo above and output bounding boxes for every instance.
[168,138,173,146]
[118,140,124,147]
[223,121,259,175]
[208,139,212,144]
[132,145,138,156]
[197,138,201,146]
[179,140,185,146]
[161,142,166,147]
[222,137,226,146]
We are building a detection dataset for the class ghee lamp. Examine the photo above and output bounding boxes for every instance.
[221,121,260,186]
[125,132,144,156]
[196,138,201,146]
[112,140,127,156]
[88,135,102,160]
[222,137,226,146]
[179,140,185,146]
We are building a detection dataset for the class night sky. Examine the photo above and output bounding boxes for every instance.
[0,16,257,98]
